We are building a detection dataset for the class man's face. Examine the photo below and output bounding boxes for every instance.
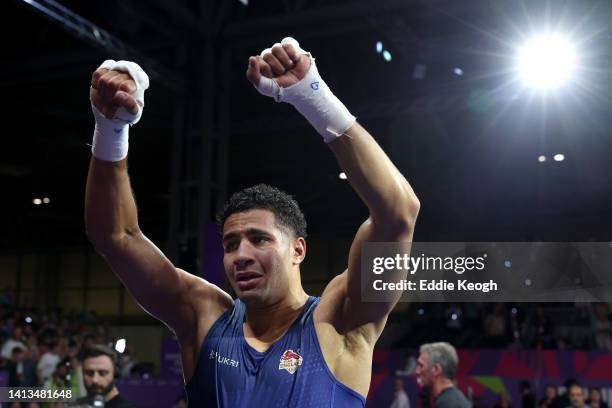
[222,209,304,306]
[568,385,584,408]
[415,352,435,388]
[13,327,23,340]
[590,389,601,403]
[545,386,556,400]
[82,356,115,397]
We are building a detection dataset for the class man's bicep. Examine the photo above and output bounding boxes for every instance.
[343,218,414,335]
[98,231,227,333]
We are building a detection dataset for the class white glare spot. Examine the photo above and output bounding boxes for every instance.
[115,338,126,353]
[504,260,512,268]
[43,197,50,204]
[553,154,565,162]
[454,67,464,76]
[376,41,383,53]
[538,155,547,162]
[517,34,577,89]
[339,172,347,180]
[32,198,42,205]
[383,50,392,62]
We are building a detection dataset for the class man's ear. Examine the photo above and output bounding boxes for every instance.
[431,362,443,377]
[292,237,306,265]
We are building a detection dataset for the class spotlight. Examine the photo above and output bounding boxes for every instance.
[538,155,547,163]
[376,41,383,53]
[338,172,347,180]
[25,316,32,324]
[453,67,464,76]
[43,197,50,204]
[553,154,565,162]
[115,338,126,353]
[32,198,42,205]
[504,260,512,268]
[517,34,577,89]
[382,50,392,62]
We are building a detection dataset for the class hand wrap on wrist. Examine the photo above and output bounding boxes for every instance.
[254,38,356,143]
[91,60,149,161]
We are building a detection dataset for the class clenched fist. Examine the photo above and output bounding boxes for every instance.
[246,39,310,88]
[90,68,139,119]
[245,38,355,141]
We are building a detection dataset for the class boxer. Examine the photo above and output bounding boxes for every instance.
[85,38,420,407]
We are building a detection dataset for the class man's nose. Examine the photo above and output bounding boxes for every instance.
[233,241,255,268]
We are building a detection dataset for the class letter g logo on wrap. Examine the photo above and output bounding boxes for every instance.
[95,60,150,125]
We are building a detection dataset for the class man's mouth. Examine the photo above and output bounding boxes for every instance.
[235,272,263,290]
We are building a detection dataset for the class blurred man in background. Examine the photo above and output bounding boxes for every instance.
[415,342,471,408]
[539,384,557,408]
[567,384,589,408]
[389,377,411,408]
[76,344,134,408]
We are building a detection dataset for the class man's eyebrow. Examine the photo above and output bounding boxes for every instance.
[222,232,237,243]
[222,228,271,242]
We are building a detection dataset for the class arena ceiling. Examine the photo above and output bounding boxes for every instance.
[2,0,612,254]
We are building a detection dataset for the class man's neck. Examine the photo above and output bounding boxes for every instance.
[432,378,455,400]
[244,291,309,344]
[105,387,119,402]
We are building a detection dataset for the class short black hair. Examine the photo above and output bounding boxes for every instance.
[80,344,118,367]
[217,184,307,239]
[11,346,24,355]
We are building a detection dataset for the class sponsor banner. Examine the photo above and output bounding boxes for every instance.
[368,349,612,407]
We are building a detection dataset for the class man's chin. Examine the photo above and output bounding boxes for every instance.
[238,291,263,303]
[86,382,114,398]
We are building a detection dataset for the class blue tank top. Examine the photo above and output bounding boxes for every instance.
[185,296,366,407]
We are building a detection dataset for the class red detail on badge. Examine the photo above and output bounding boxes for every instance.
[279,349,303,374]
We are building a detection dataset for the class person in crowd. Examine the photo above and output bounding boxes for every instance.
[587,388,608,408]
[415,342,472,408]
[389,377,411,408]
[566,384,589,408]
[539,384,557,408]
[76,344,135,408]
[520,380,536,408]
[1,326,26,359]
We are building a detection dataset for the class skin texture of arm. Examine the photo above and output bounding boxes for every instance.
[324,122,420,342]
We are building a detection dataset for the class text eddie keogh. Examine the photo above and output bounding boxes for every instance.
[371,253,498,293]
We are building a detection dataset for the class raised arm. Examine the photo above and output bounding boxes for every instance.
[245,39,419,345]
[327,122,419,339]
[84,62,231,341]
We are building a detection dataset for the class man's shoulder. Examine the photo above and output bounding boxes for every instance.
[435,386,471,408]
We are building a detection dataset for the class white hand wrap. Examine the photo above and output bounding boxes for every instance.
[91,60,149,161]
[254,38,356,143]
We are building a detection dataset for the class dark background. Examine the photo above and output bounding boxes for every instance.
[2,0,612,258]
